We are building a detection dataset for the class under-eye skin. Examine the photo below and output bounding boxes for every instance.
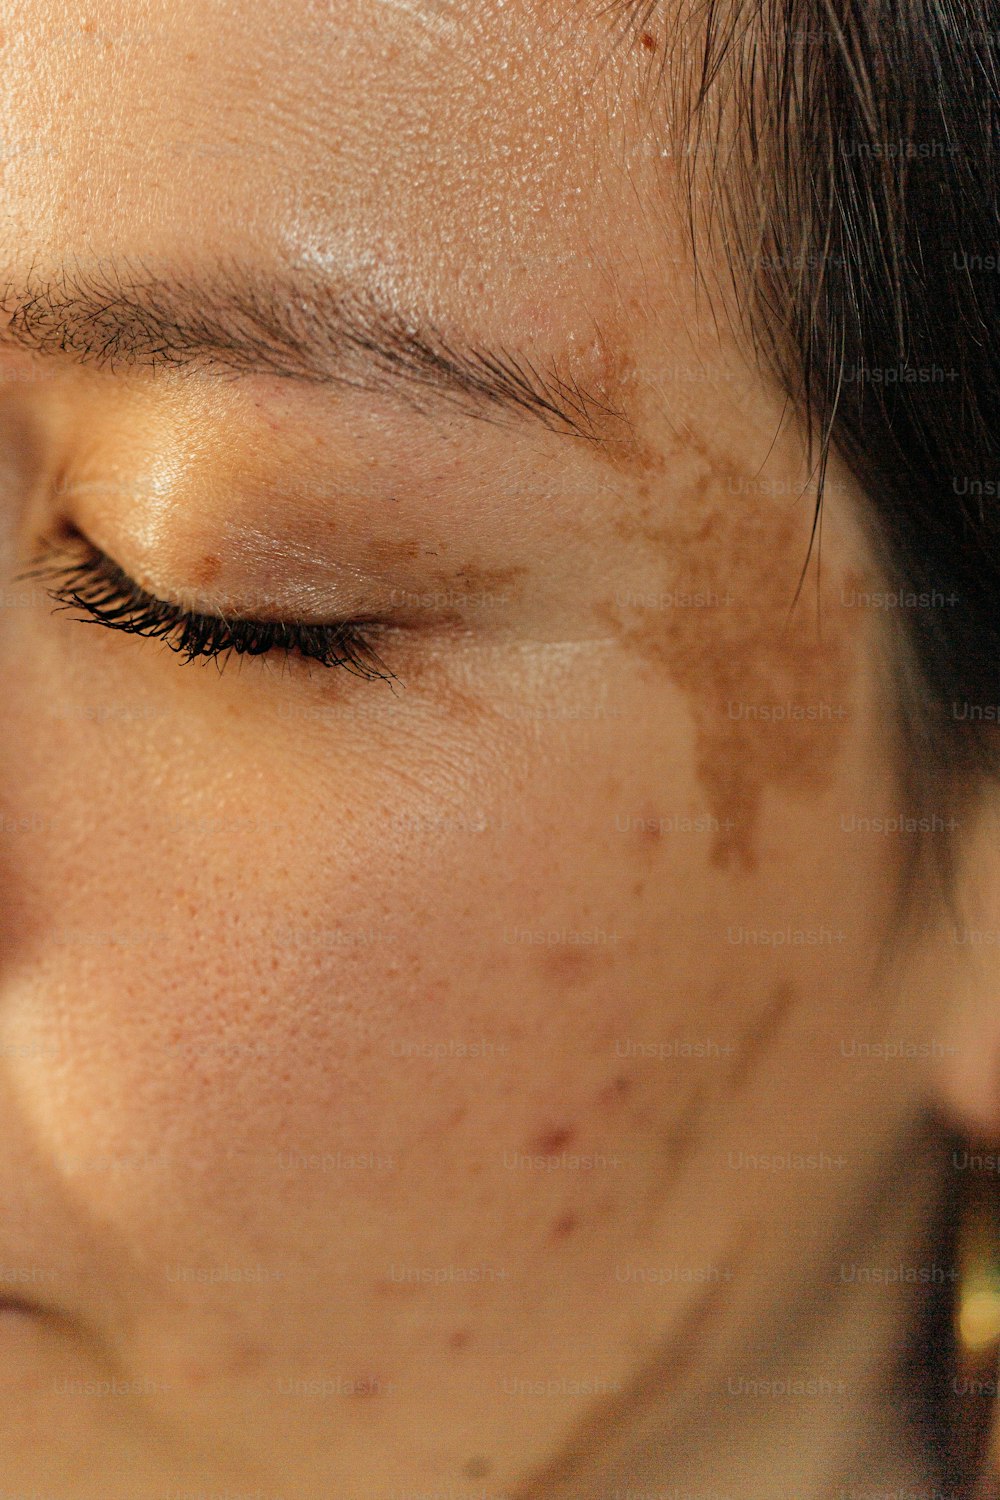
[18,531,400,683]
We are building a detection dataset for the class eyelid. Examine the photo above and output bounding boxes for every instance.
[17,529,401,684]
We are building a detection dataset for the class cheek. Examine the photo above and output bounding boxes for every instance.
[0,509,912,1482]
[6,635,886,1256]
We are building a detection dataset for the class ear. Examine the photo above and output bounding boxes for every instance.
[929,805,1000,1143]
[933,978,1000,1142]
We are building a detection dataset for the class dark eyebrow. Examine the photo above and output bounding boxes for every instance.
[0,254,631,446]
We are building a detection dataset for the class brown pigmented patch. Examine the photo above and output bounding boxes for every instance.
[226,1341,267,1378]
[530,1124,576,1154]
[448,1327,473,1351]
[536,945,615,986]
[193,553,222,585]
[597,428,864,870]
[348,1372,388,1399]
[550,1211,579,1240]
[371,1276,420,1299]
[445,562,528,592]
[640,30,658,49]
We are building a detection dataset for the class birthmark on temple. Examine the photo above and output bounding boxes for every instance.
[598,425,865,872]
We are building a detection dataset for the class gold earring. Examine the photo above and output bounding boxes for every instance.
[952,1160,1000,1498]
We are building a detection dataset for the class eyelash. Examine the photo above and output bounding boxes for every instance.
[19,533,399,683]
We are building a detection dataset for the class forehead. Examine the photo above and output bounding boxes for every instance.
[0,1,674,342]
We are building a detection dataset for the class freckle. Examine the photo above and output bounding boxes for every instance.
[530,1124,576,1154]
[443,562,529,595]
[633,810,664,850]
[640,30,658,49]
[631,877,646,898]
[349,1373,386,1398]
[537,947,613,986]
[372,1277,420,1299]
[463,1457,493,1480]
[597,1074,633,1109]
[227,1341,266,1377]
[448,1327,472,1350]
[193,554,221,585]
[551,1211,578,1240]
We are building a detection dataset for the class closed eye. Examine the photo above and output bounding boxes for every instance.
[18,531,400,685]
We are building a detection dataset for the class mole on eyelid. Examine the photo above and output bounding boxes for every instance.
[193,554,222,585]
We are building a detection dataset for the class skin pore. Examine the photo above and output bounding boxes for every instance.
[0,1,997,1497]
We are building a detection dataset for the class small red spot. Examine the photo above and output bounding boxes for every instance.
[551,1212,578,1240]
[640,30,657,50]
[597,1074,633,1110]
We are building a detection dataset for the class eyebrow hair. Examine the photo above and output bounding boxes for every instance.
[0,254,630,446]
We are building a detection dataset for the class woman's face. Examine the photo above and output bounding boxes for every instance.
[0,2,973,1496]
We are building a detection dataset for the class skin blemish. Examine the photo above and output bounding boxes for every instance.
[630,803,666,851]
[447,563,528,591]
[596,1073,633,1110]
[550,1211,579,1240]
[347,1372,388,1398]
[598,427,865,871]
[448,1327,473,1351]
[640,31,658,50]
[463,1456,494,1480]
[372,1276,421,1299]
[530,1124,576,1155]
[193,553,222,585]
[535,946,615,987]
